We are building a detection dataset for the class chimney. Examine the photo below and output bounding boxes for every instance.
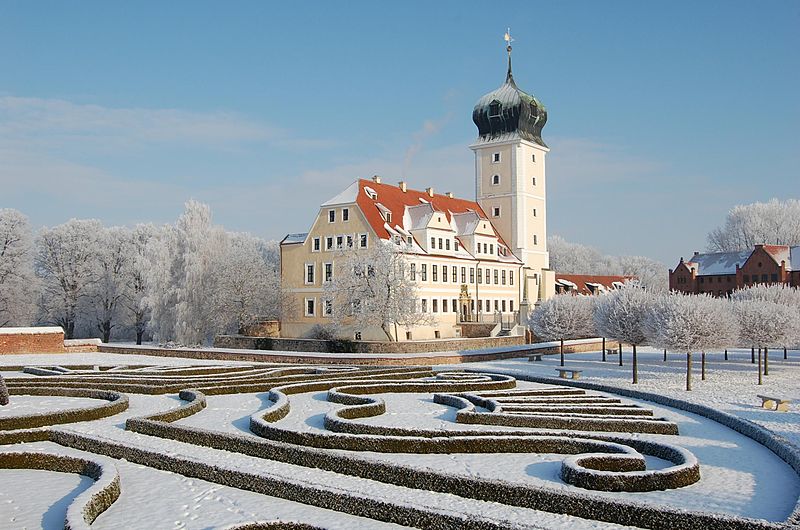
[425,187,434,197]
[372,175,381,184]
[398,181,407,192]
[445,191,454,198]
[693,251,699,256]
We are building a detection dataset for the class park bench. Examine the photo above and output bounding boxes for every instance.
[528,354,543,362]
[606,349,617,355]
[556,368,583,380]
[757,394,791,412]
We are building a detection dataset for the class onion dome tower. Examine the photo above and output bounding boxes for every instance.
[469,29,553,304]
[472,37,547,147]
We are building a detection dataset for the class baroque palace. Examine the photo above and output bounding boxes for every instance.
[281,43,555,340]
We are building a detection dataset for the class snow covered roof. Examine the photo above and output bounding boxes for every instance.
[281,233,308,245]
[685,250,752,276]
[763,245,791,267]
[321,181,359,206]
[555,274,635,296]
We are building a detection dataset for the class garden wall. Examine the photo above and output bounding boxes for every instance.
[0,327,65,354]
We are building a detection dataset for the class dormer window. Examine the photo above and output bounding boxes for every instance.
[489,100,501,117]
[492,174,500,185]
[385,211,392,223]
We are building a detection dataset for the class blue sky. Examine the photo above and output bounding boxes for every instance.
[1,1,798,265]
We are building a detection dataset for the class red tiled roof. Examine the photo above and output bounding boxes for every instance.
[354,179,513,251]
[555,274,636,295]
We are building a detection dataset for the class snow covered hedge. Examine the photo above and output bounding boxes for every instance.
[0,387,128,430]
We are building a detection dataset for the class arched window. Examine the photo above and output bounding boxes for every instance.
[492,174,500,185]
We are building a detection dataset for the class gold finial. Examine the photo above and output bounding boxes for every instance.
[504,28,514,81]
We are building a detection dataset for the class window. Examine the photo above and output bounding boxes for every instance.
[434,330,441,339]
[336,235,343,249]
[454,240,459,251]
[323,299,332,316]
[485,299,490,312]
[359,233,368,248]
[442,299,448,312]
[492,207,500,217]
[385,211,392,223]
[432,265,438,282]
[502,300,507,312]
[328,210,335,223]
[476,243,480,254]
[510,300,514,312]
[699,277,705,284]
[346,235,353,248]
[433,299,438,313]
[494,300,499,312]
[442,266,448,282]
[324,263,333,282]
[502,270,507,285]
[326,237,334,250]
[431,237,435,249]
[312,237,320,252]
[533,235,538,245]
[494,269,499,284]
[492,152,501,163]
[446,239,450,251]
[461,267,466,283]
[305,263,315,284]
[421,299,428,313]
[532,177,537,186]
[483,243,488,254]
[354,331,362,341]
[421,264,427,281]
[470,268,475,283]
[509,271,514,285]
[411,263,416,281]
[342,208,349,222]
[305,298,315,316]
[485,268,490,284]
[492,174,500,185]
[489,243,494,254]
[761,274,768,282]
[533,208,537,217]
[771,273,778,282]
[438,238,443,250]
[452,299,458,313]
[532,154,536,163]
[743,275,749,283]
[489,101,501,117]
[407,236,413,246]
[452,266,457,283]
[477,268,483,284]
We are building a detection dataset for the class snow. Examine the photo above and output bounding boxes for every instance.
[0,468,93,529]
[0,326,63,335]
[0,395,103,417]
[321,181,360,206]
[685,250,751,276]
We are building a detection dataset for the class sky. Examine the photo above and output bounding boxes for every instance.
[1,1,798,265]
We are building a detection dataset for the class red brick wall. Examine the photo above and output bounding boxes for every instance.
[0,330,65,354]
[740,247,782,287]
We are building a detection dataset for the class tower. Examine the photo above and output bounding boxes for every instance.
[469,32,553,302]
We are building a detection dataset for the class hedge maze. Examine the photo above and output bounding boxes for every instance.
[0,363,798,529]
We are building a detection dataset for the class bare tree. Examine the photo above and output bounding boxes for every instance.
[594,282,652,384]
[708,198,800,252]
[645,293,736,391]
[36,219,103,339]
[324,242,431,341]
[0,209,37,327]
[529,294,594,366]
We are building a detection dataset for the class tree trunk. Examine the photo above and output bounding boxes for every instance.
[0,375,8,406]
[560,338,565,367]
[785,346,788,360]
[724,349,728,361]
[381,324,394,342]
[602,337,606,362]
[751,347,755,364]
[618,343,623,367]
[663,349,667,362]
[632,344,638,384]
[101,321,112,343]
[758,348,763,385]
[701,351,706,381]
[136,329,144,346]
[686,352,692,391]
[764,347,769,376]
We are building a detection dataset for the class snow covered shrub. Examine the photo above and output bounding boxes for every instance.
[593,281,653,384]
[529,294,595,366]
[0,375,8,406]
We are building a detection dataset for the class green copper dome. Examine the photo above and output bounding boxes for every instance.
[472,56,547,147]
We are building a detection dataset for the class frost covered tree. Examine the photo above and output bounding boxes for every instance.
[0,209,37,327]
[125,224,156,345]
[86,226,132,342]
[324,242,431,341]
[732,299,793,385]
[548,235,667,292]
[529,294,594,366]
[144,201,227,345]
[36,219,103,338]
[732,284,800,361]
[707,198,800,252]
[645,293,736,391]
[214,233,283,333]
[594,282,652,384]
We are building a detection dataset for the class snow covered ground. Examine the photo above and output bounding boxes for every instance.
[0,348,798,529]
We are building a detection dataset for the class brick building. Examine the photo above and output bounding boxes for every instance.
[669,245,800,296]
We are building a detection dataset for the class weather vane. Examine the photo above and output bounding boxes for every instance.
[504,28,513,53]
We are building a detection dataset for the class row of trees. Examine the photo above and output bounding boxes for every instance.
[707,198,800,252]
[529,283,800,390]
[547,235,668,292]
[0,203,283,345]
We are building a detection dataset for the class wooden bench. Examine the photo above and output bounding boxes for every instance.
[757,394,791,412]
[556,368,583,380]
[606,349,617,355]
[528,354,543,362]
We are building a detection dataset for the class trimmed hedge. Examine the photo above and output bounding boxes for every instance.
[0,387,128,430]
